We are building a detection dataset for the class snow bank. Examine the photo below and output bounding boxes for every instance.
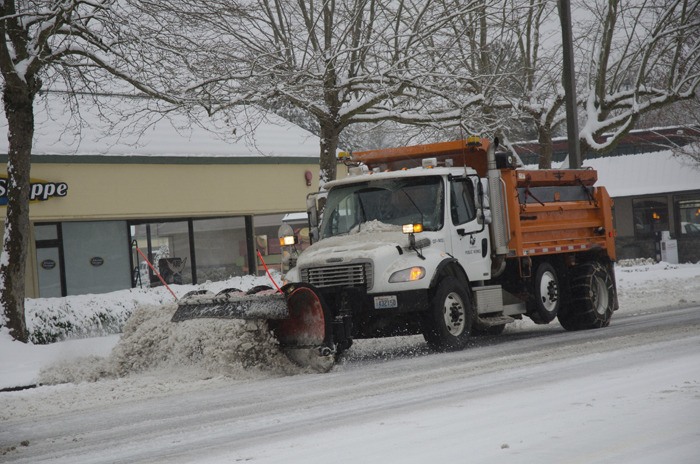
[25,288,170,344]
[24,274,275,344]
[39,302,302,385]
[615,259,700,310]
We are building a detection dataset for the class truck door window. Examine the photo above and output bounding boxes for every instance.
[450,179,477,225]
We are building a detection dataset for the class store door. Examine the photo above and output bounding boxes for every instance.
[35,223,66,298]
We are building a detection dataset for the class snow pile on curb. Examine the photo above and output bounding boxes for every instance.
[616,257,658,267]
[24,274,276,344]
[39,302,301,385]
[615,260,700,310]
[25,288,173,344]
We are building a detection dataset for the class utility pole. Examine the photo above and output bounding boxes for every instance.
[558,0,582,168]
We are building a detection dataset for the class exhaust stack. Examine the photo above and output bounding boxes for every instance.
[486,139,509,258]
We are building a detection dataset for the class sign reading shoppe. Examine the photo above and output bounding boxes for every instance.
[0,177,68,205]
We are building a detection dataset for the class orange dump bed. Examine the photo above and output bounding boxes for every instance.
[502,169,616,260]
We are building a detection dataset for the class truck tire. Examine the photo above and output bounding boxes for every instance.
[558,262,614,331]
[422,276,472,351]
[528,262,560,324]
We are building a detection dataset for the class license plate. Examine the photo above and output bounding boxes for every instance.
[374,295,398,309]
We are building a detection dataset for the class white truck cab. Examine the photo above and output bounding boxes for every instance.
[284,153,515,352]
[289,165,492,292]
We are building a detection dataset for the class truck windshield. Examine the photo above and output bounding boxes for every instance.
[320,176,444,238]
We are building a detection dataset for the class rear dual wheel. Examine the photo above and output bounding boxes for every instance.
[528,262,560,324]
[558,262,614,330]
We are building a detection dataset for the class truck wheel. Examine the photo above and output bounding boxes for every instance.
[558,262,614,331]
[422,276,472,351]
[528,262,560,324]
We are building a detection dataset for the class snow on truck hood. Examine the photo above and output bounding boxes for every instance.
[297,221,410,265]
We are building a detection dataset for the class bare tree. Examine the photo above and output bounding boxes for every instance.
[507,0,565,167]
[131,0,501,183]
[439,0,570,168]
[577,0,700,156]
[0,1,178,342]
[640,93,700,164]
[477,0,700,168]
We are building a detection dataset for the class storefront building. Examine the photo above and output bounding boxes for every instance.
[2,95,321,298]
[582,150,700,263]
[15,155,318,298]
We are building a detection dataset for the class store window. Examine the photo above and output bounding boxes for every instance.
[192,217,248,281]
[130,213,304,288]
[62,221,131,295]
[677,197,700,235]
[254,213,310,275]
[632,197,669,239]
[131,221,193,286]
[254,214,289,274]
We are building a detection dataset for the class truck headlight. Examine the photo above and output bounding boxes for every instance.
[389,266,425,283]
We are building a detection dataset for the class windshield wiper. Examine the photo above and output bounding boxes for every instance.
[354,191,367,233]
[400,190,425,226]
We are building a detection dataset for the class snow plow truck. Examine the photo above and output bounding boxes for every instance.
[173,136,618,372]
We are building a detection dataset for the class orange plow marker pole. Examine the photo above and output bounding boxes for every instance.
[257,249,283,293]
[134,246,178,301]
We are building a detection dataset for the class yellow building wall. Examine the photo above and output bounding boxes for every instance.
[25,161,320,220]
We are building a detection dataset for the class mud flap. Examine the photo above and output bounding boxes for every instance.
[274,283,335,373]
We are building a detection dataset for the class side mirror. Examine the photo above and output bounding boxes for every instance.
[306,193,319,228]
[306,193,321,244]
[309,228,319,243]
[477,208,492,225]
[277,223,297,246]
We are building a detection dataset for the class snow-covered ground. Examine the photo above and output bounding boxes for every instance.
[5,259,699,390]
[1,259,699,463]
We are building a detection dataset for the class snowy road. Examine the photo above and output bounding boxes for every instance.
[2,304,700,463]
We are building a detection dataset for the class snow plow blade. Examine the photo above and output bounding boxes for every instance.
[172,289,289,322]
[171,283,335,372]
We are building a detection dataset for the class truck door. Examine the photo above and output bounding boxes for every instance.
[448,177,491,281]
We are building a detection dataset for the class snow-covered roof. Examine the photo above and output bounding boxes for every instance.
[577,150,700,198]
[0,93,321,159]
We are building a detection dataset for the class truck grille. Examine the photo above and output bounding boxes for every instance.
[300,263,372,289]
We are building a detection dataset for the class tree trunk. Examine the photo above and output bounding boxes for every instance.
[319,120,340,185]
[1,88,34,342]
[537,125,554,169]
